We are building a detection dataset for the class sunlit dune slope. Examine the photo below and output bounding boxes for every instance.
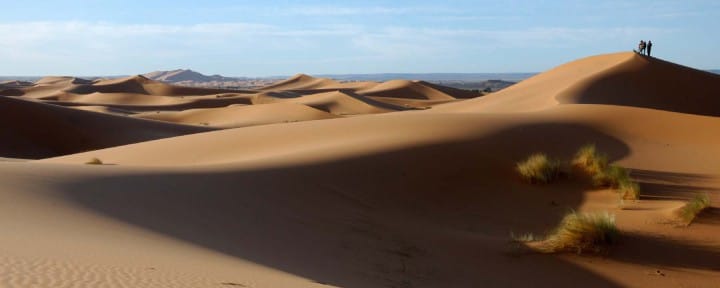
[134,103,338,128]
[259,73,343,91]
[43,104,720,171]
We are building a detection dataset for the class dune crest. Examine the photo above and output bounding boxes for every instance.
[436,52,720,116]
[259,73,342,91]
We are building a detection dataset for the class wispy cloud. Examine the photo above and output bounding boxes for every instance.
[0,21,677,75]
[279,5,458,16]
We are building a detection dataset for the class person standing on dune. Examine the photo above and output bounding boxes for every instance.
[647,40,653,57]
[638,40,646,55]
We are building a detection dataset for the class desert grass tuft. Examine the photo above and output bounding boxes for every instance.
[618,180,640,200]
[85,157,103,165]
[573,144,607,175]
[593,165,641,200]
[573,144,641,200]
[592,165,628,187]
[678,193,711,225]
[510,232,542,243]
[541,211,619,254]
[516,153,561,184]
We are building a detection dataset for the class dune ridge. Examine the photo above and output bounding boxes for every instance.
[436,52,720,116]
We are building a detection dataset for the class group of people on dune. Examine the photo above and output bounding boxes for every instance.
[637,40,653,56]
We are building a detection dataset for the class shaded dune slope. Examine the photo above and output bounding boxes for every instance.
[557,53,720,116]
[0,96,214,159]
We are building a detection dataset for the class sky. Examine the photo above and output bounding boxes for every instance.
[0,0,718,76]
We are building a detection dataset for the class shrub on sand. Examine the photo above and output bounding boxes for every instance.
[593,165,629,187]
[516,153,561,184]
[678,193,711,224]
[85,157,103,165]
[618,180,640,200]
[510,232,542,243]
[592,165,641,200]
[573,144,607,175]
[542,211,619,254]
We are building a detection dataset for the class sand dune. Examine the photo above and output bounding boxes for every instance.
[436,52,720,115]
[557,53,720,116]
[67,75,244,96]
[0,96,214,159]
[255,74,473,109]
[134,103,338,128]
[35,76,92,85]
[1,53,719,287]
[43,104,720,171]
[259,73,343,91]
[256,89,407,115]
[357,79,458,100]
[4,73,457,121]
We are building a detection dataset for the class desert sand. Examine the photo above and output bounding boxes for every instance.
[0,51,718,287]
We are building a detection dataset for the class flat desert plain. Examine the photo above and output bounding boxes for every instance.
[0,52,719,287]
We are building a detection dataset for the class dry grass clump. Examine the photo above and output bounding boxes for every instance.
[510,232,542,243]
[593,165,641,200]
[618,180,640,200]
[85,157,103,165]
[542,211,619,253]
[678,193,711,225]
[573,144,608,175]
[592,165,627,187]
[574,144,640,200]
[516,153,561,184]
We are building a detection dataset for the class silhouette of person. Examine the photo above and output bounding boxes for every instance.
[646,41,653,57]
[638,40,646,54]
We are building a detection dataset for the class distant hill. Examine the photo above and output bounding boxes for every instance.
[143,69,245,83]
[709,69,720,75]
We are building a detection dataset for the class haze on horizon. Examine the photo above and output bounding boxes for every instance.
[1,0,718,76]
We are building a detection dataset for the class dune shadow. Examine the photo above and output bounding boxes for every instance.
[611,232,720,271]
[566,55,720,117]
[632,169,715,184]
[694,208,720,225]
[631,169,720,200]
[56,122,631,287]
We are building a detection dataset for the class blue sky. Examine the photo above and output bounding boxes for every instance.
[1,0,718,76]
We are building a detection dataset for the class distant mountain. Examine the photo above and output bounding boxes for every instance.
[143,69,246,83]
[709,70,720,75]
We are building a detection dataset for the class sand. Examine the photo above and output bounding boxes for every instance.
[0,52,718,287]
